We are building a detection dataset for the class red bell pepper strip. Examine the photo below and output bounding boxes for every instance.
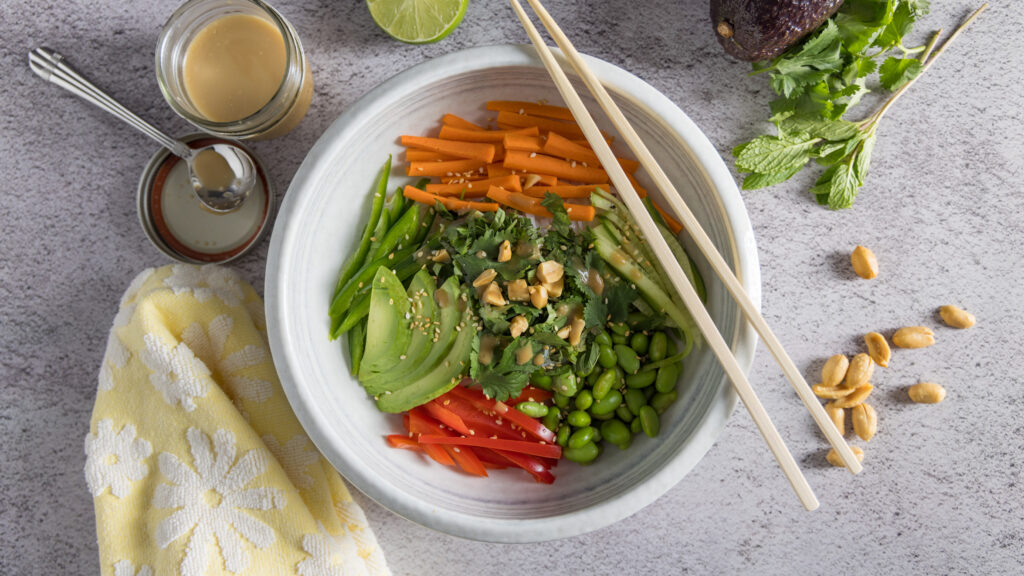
[449,386,557,443]
[425,399,472,435]
[508,385,553,406]
[417,435,562,459]
[406,409,455,466]
[492,450,556,484]
[386,434,423,451]
[408,408,487,477]
[471,448,511,469]
[436,392,525,440]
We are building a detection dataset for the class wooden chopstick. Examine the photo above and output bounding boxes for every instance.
[509,0,819,511]
[518,0,864,476]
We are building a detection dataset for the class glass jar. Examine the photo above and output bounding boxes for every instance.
[155,0,313,140]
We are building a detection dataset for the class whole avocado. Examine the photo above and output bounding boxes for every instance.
[711,0,845,62]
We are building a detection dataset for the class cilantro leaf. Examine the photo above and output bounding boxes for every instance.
[879,57,923,90]
[874,1,918,49]
[475,337,540,401]
[765,21,845,98]
[734,134,819,174]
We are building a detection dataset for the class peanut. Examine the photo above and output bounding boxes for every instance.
[939,305,975,329]
[568,317,586,347]
[832,384,874,409]
[827,446,864,468]
[472,269,498,288]
[908,382,946,404]
[481,282,506,306]
[542,276,564,298]
[430,249,450,263]
[529,284,548,309]
[497,240,512,263]
[536,260,564,284]
[812,385,857,399]
[864,332,891,368]
[852,403,878,441]
[893,326,935,349]
[850,246,878,279]
[821,354,850,388]
[825,402,845,436]
[507,279,530,302]
[845,353,874,389]
[510,315,529,338]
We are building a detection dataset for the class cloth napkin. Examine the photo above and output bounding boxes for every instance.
[86,264,390,576]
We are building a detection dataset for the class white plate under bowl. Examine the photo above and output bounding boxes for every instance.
[266,44,760,543]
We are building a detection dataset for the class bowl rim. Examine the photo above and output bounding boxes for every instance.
[265,44,760,543]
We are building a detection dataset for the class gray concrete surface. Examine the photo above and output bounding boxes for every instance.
[2,0,1023,574]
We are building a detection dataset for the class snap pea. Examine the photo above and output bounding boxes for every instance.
[590,389,623,415]
[568,426,596,449]
[347,319,366,376]
[624,389,647,416]
[611,333,628,345]
[625,370,657,389]
[615,405,633,423]
[373,199,420,262]
[614,344,640,375]
[648,331,668,362]
[411,206,436,246]
[592,369,617,400]
[656,364,680,394]
[639,405,660,437]
[630,417,643,434]
[567,410,591,428]
[556,425,570,447]
[336,294,370,335]
[552,392,571,409]
[333,159,391,296]
[629,332,649,355]
[574,390,594,411]
[387,186,407,224]
[328,244,419,319]
[553,372,578,397]
[597,344,617,369]
[601,419,631,450]
[595,331,613,347]
[650,390,677,414]
[530,372,553,391]
[563,441,599,464]
[516,401,549,418]
[542,407,561,432]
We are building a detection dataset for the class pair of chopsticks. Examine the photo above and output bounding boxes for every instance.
[511,0,863,510]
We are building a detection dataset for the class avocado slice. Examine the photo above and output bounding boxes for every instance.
[358,267,412,381]
[710,0,843,61]
[375,304,476,414]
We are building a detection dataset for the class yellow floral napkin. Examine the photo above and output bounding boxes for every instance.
[86,264,390,576]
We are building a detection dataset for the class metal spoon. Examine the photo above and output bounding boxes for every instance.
[28,47,256,213]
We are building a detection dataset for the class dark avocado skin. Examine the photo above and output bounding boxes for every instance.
[711,0,845,62]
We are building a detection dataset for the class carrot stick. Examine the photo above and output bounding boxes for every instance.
[404,185,499,212]
[542,132,640,173]
[401,135,496,163]
[654,202,684,235]
[426,175,522,197]
[442,113,485,131]
[520,173,557,187]
[486,100,575,121]
[503,134,543,153]
[522,184,603,199]
[441,174,488,183]
[564,204,595,222]
[405,149,458,162]
[495,111,605,141]
[407,159,487,178]
[438,125,538,142]
[503,150,608,184]
[486,165,557,186]
[486,186,594,221]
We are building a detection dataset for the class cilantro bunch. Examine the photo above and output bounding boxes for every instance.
[734,1,986,209]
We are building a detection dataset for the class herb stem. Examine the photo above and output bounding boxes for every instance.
[919,29,943,63]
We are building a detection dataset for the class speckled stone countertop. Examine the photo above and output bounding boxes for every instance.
[2,0,1022,573]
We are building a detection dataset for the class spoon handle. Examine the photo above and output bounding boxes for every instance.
[28,47,192,159]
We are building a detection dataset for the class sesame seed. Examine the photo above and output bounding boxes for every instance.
[529,152,537,158]
[417,167,424,171]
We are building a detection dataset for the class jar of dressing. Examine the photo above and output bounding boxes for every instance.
[156,0,313,140]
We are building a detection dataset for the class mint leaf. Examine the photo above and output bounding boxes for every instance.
[853,133,877,184]
[879,57,923,90]
[781,117,862,141]
[741,165,804,190]
[826,162,861,209]
[734,134,819,174]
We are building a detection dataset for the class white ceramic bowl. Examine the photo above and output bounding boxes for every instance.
[266,45,760,543]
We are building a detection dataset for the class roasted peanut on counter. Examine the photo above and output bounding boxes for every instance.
[821,354,850,388]
[893,326,935,349]
[845,353,874,388]
[864,332,891,368]
[940,305,976,329]
[908,382,946,404]
[851,246,879,279]
[827,446,865,468]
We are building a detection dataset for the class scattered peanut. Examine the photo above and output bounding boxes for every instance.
[481,282,506,306]
[827,446,864,468]
[908,382,946,404]
[497,240,512,263]
[939,305,975,329]
[832,384,874,409]
[864,332,891,368]
[893,326,935,349]
[825,402,845,436]
[507,279,530,301]
[845,353,874,389]
[529,284,548,308]
[850,245,878,279]
[510,315,529,338]
[852,403,878,442]
[821,354,850,388]
[430,249,450,263]
[536,260,564,284]
[543,276,564,298]
[472,269,498,288]
[556,324,571,339]
[568,317,586,347]
[523,173,542,188]
[812,384,857,399]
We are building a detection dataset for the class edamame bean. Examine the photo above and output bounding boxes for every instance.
[601,419,632,450]
[625,370,657,389]
[639,405,660,437]
[516,401,549,418]
[611,333,627,345]
[530,372,552,390]
[666,337,678,356]
[574,390,594,411]
[614,344,640,374]
[567,410,591,428]
[630,332,649,355]
[598,344,618,369]
[615,405,633,423]
[563,441,599,464]
[542,407,561,431]
[591,410,615,421]
[553,372,578,397]
[577,361,596,379]
[568,426,596,449]
[593,369,617,400]
[655,364,680,394]
[556,425,571,447]
[649,332,668,362]
[608,322,629,336]
[552,392,570,409]
[630,417,643,434]
[624,389,647,416]
[650,390,677,414]
[591,427,602,443]
[595,331,613,347]
[590,389,623,415]
[587,370,600,386]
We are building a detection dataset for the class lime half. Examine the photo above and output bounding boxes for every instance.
[367,0,469,44]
